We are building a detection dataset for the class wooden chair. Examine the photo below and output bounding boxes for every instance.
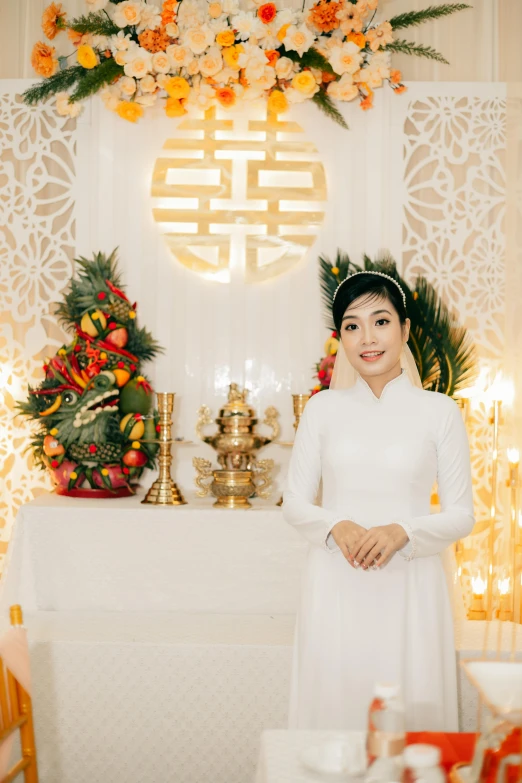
[0,606,38,783]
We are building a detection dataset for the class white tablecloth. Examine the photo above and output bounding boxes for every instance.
[2,490,522,782]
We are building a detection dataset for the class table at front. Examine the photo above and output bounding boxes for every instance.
[1,490,521,783]
[254,730,478,783]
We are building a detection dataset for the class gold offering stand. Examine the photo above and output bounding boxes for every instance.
[193,383,279,508]
[141,392,188,505]
[275,393,311,506]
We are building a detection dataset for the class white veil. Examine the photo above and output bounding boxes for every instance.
[330,340,423,390]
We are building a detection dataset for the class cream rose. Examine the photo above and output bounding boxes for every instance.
[136,93,158,106]
[100,86,120,111]
[183,24,215,54]
[198,46,223,77]
[137,5,162,33]
[187,58,200,75]
[167,44,194,68]
[253,65,276,91]
[327,74,358,101]
[56,92,82,118]
[124,51,152,79]
[275,56,295,80]
[113,1,142,28]
[152,51,171,73]
[119,76,137,96]
[139,74,157,93]
[165,22,179,37]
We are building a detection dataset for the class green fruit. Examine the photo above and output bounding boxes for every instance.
[119,377,152,416]
[143,417,159,456]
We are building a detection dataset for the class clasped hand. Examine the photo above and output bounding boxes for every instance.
[330,520,409,570]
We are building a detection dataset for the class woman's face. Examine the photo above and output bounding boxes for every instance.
[339,293,410,378]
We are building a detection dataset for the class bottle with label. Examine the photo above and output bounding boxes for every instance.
[365,683,406,783]
[403,744,445,782]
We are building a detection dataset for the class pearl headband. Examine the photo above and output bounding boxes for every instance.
[332,270,407,310]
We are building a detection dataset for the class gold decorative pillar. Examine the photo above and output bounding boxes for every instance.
[142,392,186,505]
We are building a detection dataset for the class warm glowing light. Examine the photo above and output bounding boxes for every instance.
[507,447,520,466]
[472,575,487,596]
[498,577,510,595]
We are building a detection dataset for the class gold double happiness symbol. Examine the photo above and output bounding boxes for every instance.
[151,106,327,284]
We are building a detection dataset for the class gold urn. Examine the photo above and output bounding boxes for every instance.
[196,383,280,470]
[192,458,274,509]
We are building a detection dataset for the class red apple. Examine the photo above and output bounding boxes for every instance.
[122,449,147,467]
[104,327,129,349]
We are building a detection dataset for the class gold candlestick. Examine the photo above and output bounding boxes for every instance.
[506,449,520,623]
[142,392,187,505]
[486,399,502,619]
[276,393,311,507]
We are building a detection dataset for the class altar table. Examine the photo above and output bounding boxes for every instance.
[1,490,521,783]
[254,730,478,783]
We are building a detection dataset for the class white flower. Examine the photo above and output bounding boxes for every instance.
[139,73,157,92]
[155,72,170,89]
[167,44,194,69]
[241,85,264,101]
[110,31,133,53]
[100,85,120,111]
[252,65,276,91]
[112,1,143,28]
[177,0,205,28]
[231,11,256,40]
[369,52,391,78]
[79,33,108,49]
[282,24,314,56]
[185,81,215,110]
[329,41,362,75]
[275,56,295,80]
[284,86,308,104]
[238,43,266,81]
[85,0,109,10]
[183,24,215,54]
[152,51,171,73]
[187,58,200,75]
[166,22,179,37]
[213,66,238,84]
[277,8,298,26]
[198,46,223,77]
[222,0,240,13]
[137,4,162,33]
[136,93,158,106]
[327,73,358,101]
[124,48,153,79]
[55,92,82,118]
[119,76,137,96]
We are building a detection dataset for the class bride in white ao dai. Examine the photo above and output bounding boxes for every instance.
[282,271,475,732]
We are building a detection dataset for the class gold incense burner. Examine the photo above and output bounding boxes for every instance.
[196,383,280,470]
[193,458,274,509]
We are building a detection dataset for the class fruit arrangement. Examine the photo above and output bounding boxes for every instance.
[17,250,163,497]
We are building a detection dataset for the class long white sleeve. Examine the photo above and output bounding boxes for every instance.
[282,396,346,552]
[398,397,475,560]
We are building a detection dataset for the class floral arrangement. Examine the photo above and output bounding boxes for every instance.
[312,251,477,395]
[24,1,469,127]
[17,250,163,497]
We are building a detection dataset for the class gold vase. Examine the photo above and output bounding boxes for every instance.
[196,383,279,471]
[142,392,186,505]
[193,457,274,508]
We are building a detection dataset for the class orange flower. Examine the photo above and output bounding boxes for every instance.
[161,0,177,27]
[165,97,187,117]
[116,101,144,123]
[67,28,83,46]
[360,94,373,111]
[258,3,277,24]
[267,89,288,114]
[165,76,190,99]
[394,84,407,95]
[265,49,280,67]
[77,44,98,69]
[390,69,402,85]
[321,71,336,83]
[42,2,66,40]
[307,0,343,33]
[31,41,58,77]
[347,32,366,49]
[215,86,236,107]
[138,27,172,53]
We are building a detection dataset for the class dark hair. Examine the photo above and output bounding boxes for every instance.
[332,273,407,334]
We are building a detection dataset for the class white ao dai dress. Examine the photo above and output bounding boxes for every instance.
[282,368,475,731]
